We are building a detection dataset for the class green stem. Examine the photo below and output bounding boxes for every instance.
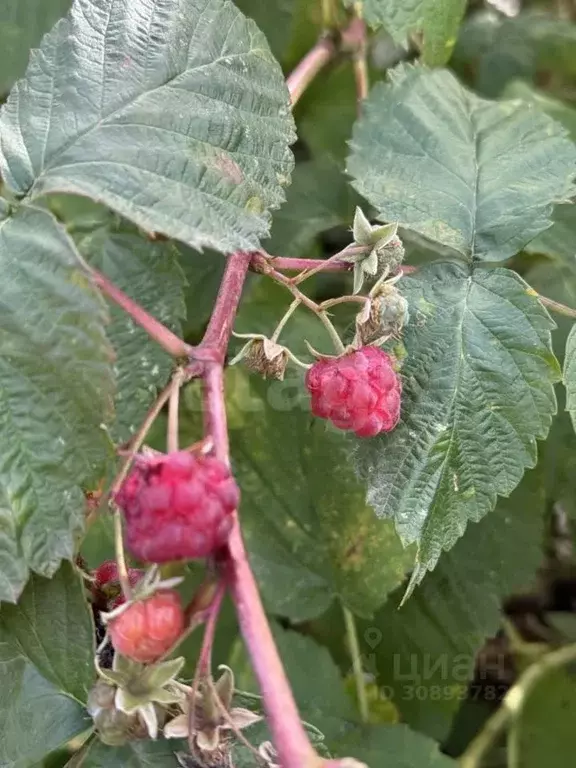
[460,643,576,768]
[319,311,346,354]
[343,605,369,724]
[271,298,301,342]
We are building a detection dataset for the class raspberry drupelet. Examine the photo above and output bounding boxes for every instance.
[305,347,401,438]
[115,450,239,564]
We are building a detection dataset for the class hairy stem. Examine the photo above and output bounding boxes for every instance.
[271,297,302,342]
[350,6,368,110]
[167,379,181,453]
[91,268,191,358]
[113,509,132,600]
[537,293,576,318]
[286,35,336,107]
[343,606,369,723]
[199,252,320,768]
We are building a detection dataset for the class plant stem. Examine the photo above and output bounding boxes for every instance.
[537,293,576,318]
[167,378,181,453]
[286,35,336,107]
[350,6,368,110]
[271,297,301,342]
[198,252,320,768]
[269,256,353,274]
[113,509,132,600]
[319,312,346,353]
[320,295,368,310]
[343,605,369,723]
[91,268,191,358]
[110,376,180,496]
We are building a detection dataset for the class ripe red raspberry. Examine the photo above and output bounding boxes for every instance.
[115,451,239,564]
[305,347,401,438]
[108,590,184,663]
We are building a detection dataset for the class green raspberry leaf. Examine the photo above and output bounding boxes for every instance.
[0,0,295,254]
[347,65,576,262]
[0,205,113,604]
[354,262,559,589]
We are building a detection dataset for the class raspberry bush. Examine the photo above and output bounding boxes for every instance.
[1,1,576,767]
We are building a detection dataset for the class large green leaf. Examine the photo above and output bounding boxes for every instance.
[354,262,558,586]
[0,563,94,767]
[0,205,113,603]
[347,65,576,263]
[0,562,95,702]
[564,326,576,433]
[0,0,72,96]
[0,0,295,254]
[226,370,412,621]
[355,467,545,741]
[344,0,466,66]
[0,658,89,768]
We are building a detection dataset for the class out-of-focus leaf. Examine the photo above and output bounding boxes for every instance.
[343,0,466,66]
[0,0,295,254]
[355,467,545,740]
[564,326,576,433]
[0,0,72,96]
[233,0,298,63]
[348,65,576,263]
[509,665,576,768]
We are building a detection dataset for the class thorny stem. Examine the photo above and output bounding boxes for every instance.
[459,643,576,768]
[343,606,369,724]
[91,268,191,359]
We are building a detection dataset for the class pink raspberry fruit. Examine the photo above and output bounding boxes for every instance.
[115,451,239,564]
[305,346,401,438]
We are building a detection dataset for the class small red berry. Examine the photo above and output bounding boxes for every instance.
[108,590,184,663]
[115,451,239,564]
[92,560,143,610]
[305,347,401,438]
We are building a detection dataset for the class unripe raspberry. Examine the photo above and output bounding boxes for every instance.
[305,347,401,438]
[115,451,239,563]
[108,590,184,663]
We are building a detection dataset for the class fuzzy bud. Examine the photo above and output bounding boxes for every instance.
[356,284,409,344]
